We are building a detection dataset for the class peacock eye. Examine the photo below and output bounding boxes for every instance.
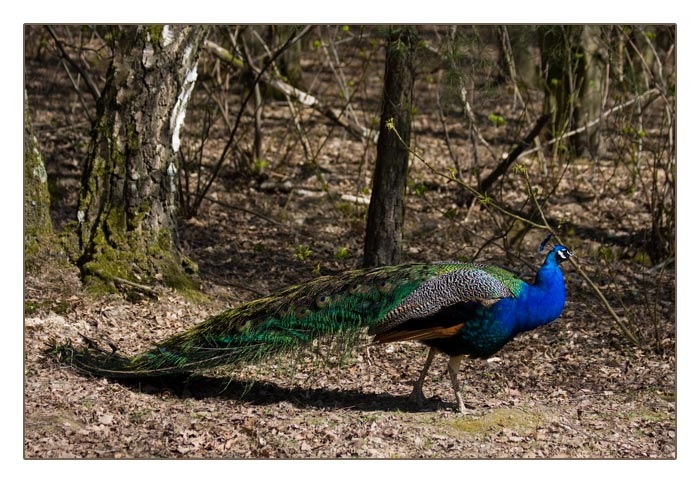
[316,295,332,307]
[295,306,311,318]
[377,280,393,294]
[557,248,571,260]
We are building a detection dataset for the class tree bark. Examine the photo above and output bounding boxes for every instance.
[539,26,605,158]
[24,91,55,269]
[363,27,417,267]
[77,25,207,293]
[500,26,538,89]
[539,26,575,142]
[573,26,605,158]
[273,25,307,90]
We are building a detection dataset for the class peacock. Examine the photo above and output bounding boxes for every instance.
[51,238,571,413]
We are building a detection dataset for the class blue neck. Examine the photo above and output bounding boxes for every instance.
[513,250,567,333]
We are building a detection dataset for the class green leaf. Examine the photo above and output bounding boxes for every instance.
[513,163,527,175]
[252,159,269,174]
[487,113,506,127]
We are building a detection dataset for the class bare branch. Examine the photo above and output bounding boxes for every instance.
[203,38,374,142]
[45,26,101,101]
[469,112,551,203]
[520,88,661,158]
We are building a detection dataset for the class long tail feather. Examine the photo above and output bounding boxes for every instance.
[49,264,437,378]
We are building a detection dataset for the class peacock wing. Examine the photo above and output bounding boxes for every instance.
[368,265,519,337]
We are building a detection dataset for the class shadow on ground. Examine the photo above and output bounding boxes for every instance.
[115,373,449,413]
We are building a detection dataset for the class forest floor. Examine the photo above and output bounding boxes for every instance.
[23,29,676,459]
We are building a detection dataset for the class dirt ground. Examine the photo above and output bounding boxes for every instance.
[23,27,676,459]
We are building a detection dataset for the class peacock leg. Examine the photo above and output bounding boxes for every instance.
[409,346,436,404]
[447,355,467,414]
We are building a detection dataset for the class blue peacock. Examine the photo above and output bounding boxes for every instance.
[51,239,571,413]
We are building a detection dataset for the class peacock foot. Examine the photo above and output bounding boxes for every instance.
[408,384,428,406]
[457,401,468,414]
[453,393,475,414]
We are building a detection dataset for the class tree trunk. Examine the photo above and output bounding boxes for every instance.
[539,26,575,143]
[501,26,538,89]
[24,91,55,269]
[363,27,417,267]
[77,25,207,293]
[539,26,605,158]
[573,26,605,158]
[274,25,306,90]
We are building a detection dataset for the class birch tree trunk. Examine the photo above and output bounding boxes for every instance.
[77,25,207,293]
[363,27,417,267]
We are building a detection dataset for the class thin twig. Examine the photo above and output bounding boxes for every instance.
[248,28,313,160]
[203,36,373,142]
[498,26,525,111]
[320,27,363,131]
[385,120,548,231]
[203,195,282,225]
[435,71,463,183]
[462,94,499,162]
[240,36,265,161]
[45,26,101,101]
[58,59,93,121]
[469,112,551,202]
[193,27,312,214]
[521,88,661,158]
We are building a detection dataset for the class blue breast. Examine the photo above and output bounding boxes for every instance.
[445,249,567,358]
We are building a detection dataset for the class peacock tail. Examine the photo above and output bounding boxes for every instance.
[51,261,527,378]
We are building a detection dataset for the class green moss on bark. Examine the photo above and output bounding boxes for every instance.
[147,25,163,45]
[80,210,201,297]
[24,93,59,271]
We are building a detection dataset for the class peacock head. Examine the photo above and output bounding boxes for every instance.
[551,245,572,264]
[539,234,572,265]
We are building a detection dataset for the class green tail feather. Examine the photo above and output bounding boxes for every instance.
[49,261,523,378]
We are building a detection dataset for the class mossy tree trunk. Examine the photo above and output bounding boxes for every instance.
[363,27,417,267]
[77,25,207,293]
[24,91,55,270]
